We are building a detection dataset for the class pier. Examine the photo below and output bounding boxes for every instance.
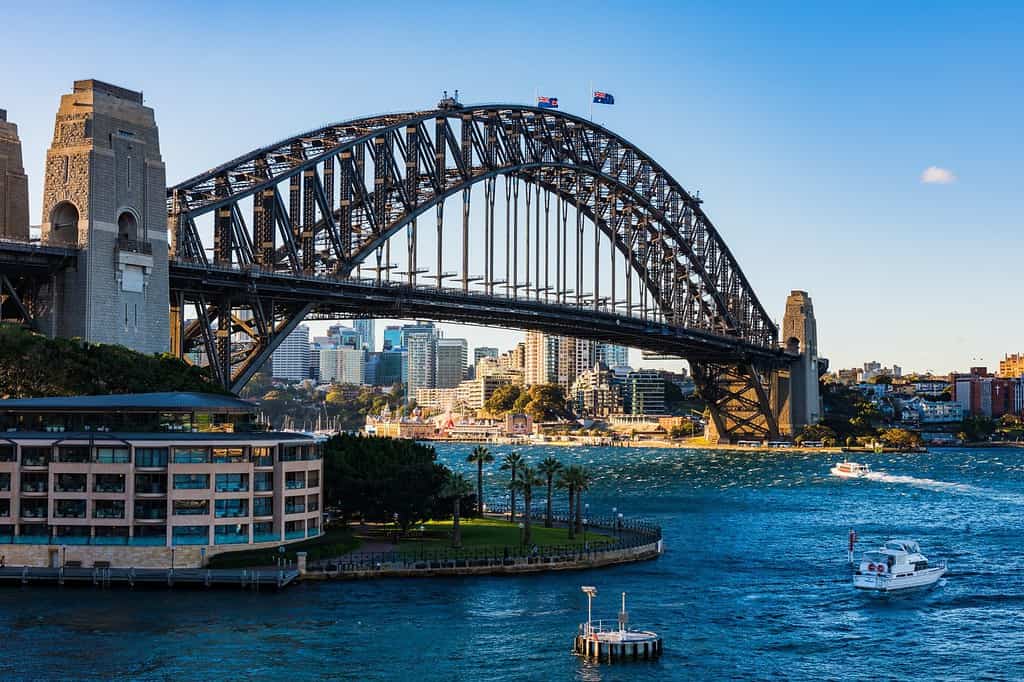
[0,566,300,590]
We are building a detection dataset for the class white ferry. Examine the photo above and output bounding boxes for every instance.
[830,460,870,478]
[853,539,946,592]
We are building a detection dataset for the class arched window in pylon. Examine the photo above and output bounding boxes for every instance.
[49,201,79,246]
[117,210,140,244]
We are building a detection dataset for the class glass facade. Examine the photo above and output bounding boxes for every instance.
[215,473,248,492]
[135,447,168,467]
[173,500,209,516]
[173,474,209,490]
[172,447,210,464]
[214,499,248,518]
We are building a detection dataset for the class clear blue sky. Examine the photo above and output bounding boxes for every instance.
[3,1,1022,373]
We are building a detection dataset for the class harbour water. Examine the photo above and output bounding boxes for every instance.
[1,444,1021,680]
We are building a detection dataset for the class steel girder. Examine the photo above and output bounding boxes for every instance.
[691,361,781,443]
[168,105,777,350]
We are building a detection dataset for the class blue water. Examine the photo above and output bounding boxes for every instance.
[1,445,1022,680]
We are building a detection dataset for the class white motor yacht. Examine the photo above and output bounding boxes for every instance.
[831,460,870,478]
[853,539,946,592]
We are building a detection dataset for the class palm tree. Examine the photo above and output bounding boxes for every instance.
[573,467,593,537]
[442,472,474,548]
[538,456,563,528]
[556,467,576,540]
[466,445,494,516]
[509,465,544,547]
[500,451,524,520]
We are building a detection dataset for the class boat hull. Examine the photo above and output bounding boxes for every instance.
[853,566,946,592]
[830,467,865,479]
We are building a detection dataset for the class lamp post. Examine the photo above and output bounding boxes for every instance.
[583,517,589,547]
[617,513,624,539]
[518,522,525,550]
[581,586,597,636]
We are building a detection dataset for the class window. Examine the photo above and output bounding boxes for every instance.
[20,473,47,493]
[95,447,130,464]
[136,448,168,467]
[172,525,208,545]
[173,500,209,516]
[56,446,89,463]
[214,523,249,544]
[285,495,305,514]
[252,497,273,517]
[212,447,246,464]
[252,447,273,467]
[20,500,47,519]
[134,473,166,494]
[215,473,248,492]
[285,472,306,489]
[0,445,13,462]
[307,495,319,512]
[20,447,50,467]
[94,500,126,519]
[253,521,275,542]
[254,472,274,492]
[215,499,248,518]
[134,500,166,520]
[173,447,210,464]
[55,499,86,518]
[284,520,305,539]
[307,471,320,488]
[55,473,86,493]
[0,473,9,492]
[280,446,302,462]
[173,474,209,490]
[93,474,125,493]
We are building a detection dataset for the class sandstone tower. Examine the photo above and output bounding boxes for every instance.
[0,109,30,240]
[41,80,169,353]
[776,290,821,434]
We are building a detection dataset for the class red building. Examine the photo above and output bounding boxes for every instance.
[952,369,1022,418]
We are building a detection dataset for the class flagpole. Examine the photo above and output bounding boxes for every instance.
[588,80,593,121]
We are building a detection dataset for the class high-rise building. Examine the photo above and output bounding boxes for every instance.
[327,324,360,348]
[382,325,403,351]
[271,325,310,382]
[558,338,596,393]
[474,347,500,365]
[999,354,1024,378]
[596,343,629,368]
[404,323,439,402]
[374,349,406,386]
[0,109,29,240]
[625,370,666,416]
[353,319,375,351]
[571,363,623,417]
[525,332,561,385]
[436,338,468,388]
[320,347,366,385]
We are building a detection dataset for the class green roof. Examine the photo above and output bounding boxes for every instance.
[0,392,255,413]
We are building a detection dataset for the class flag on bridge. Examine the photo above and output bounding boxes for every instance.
[592,91,615,105]
[537,96,559,109]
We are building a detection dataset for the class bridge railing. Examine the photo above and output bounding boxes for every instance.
[117,238,153,255]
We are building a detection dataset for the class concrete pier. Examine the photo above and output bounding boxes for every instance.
[573,631,663,662]
[0,566,299,590]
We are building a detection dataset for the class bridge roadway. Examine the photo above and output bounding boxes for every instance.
[169,260,786,366]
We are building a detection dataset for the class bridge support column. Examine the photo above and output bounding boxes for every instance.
[692,361,781,444]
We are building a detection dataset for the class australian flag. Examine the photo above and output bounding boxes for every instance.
[537,96,558,109]
[593,91,615,105]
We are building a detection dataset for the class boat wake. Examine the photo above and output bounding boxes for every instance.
[862,472,1024,505]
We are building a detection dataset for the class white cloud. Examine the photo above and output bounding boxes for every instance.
[920,166,956,184]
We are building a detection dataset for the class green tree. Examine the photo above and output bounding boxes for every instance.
[441,472,474,548]
[538,456,563,528]
[466,445,494,515]
[484,384,522,416]
[795,424,838,445]
[509,465,543,547]
[879,428,922,450]
[500,451,524,520]
[321,434,448,531]
[523,384,567,422]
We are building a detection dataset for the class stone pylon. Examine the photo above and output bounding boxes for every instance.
[40,80,168,353]
[776,290,821,435]
[0,109,30,240]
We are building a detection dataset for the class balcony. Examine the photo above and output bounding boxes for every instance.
[285,480,305,490]
[117,237,153,255]
[135,484,167,495]
[285,530,305,541]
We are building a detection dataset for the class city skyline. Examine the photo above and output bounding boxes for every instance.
[3,2,1023,373]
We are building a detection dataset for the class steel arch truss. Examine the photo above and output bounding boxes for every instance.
[168,104,785,434]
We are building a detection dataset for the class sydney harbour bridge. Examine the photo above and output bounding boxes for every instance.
[0,80,820,443]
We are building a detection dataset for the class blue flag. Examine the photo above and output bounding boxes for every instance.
[593,91,615,105]
[537,96,558,109]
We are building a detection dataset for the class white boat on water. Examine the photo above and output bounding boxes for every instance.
[831,460,870,478]
[853,539,946,592]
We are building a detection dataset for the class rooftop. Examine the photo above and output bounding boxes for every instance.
[0,392,254,414]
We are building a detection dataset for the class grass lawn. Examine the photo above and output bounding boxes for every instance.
[206,526,360,569]
[393,517,614,556]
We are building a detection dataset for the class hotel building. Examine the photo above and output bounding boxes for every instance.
[0,393,322,568]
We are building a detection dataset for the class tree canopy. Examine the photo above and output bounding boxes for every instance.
[0,324,226,398]
[321,433,449,531]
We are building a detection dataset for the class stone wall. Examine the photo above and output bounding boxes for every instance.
[0,109,29,240]
[40,79,169,354]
